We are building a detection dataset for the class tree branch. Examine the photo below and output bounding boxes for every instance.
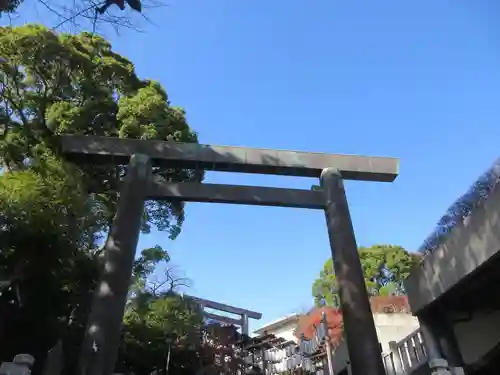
[146,267,191,296]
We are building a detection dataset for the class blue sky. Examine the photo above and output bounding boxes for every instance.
[11,0,500,332]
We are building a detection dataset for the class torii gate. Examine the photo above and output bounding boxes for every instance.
[59,135,399,375]
[183,294,261,336]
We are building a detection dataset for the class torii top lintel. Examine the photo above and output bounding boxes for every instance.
[59,136,399,182]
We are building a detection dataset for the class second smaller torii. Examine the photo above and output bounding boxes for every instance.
[183,294,262,335]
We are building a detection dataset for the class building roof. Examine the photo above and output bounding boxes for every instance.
[253,313,302,335]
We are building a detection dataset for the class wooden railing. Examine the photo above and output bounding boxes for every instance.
[382,328,427,375]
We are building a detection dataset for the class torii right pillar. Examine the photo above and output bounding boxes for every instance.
[320,168,386,375]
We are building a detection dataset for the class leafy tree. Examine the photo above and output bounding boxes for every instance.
[0,164,186,373]
[119,268,204,375]
[0,162,178,372]
[120,271,245,375]
[201,323,242,375]
[0,155,101,374]
[0,23,202,253]
[119,293,203,375]
[312,245,420,307]
[0,24,202,374]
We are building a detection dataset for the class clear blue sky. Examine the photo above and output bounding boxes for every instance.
[13,0,500,332]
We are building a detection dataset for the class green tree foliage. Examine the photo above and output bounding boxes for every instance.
[0,23,202,253]
[0,24,202,237]
[119,292,203,375]
[312,245,420,307]
[0,156,102,372]
[0,24,202,373]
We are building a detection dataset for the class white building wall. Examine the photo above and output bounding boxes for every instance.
[374,313,421,353]
[257,313,419,353]
[333,313,420,373]
[268,324,299,342]
[254,319,299,342]
[263,311,500,370]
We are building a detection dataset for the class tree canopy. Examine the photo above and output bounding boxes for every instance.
[312,245,420,308]
[1,23,202,238]
[0,24,204,375]
[119,290,204,375]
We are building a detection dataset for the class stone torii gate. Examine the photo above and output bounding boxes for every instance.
[59,135,399,375]
[183,295,262,336]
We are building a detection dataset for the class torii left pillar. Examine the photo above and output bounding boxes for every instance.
[76,154,152,375]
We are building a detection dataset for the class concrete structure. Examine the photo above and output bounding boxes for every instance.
[404,180,500,315]
[253,314,302,342]
[402,163,500,374]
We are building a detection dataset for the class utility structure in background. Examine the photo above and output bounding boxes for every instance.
[59,135,399,375]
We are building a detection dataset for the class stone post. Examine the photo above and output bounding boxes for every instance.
[428,358,452,375]
[418,316,442,361]
[322,313,335,375]
[388,341,403,374]
[320,168,385,375]
[242,314,249,336]
[419,311,465,375]
[76,154,152,375]
[450,367,465,375]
